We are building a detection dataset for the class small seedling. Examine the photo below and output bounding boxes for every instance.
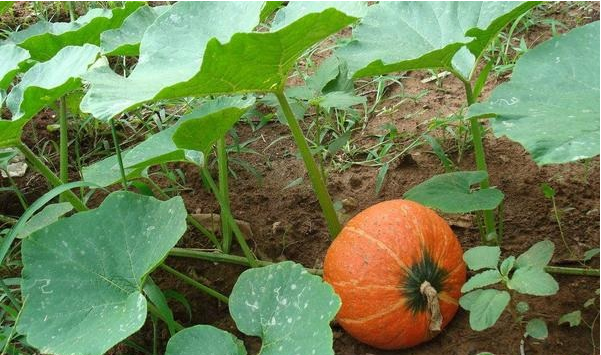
[460,241,558,339]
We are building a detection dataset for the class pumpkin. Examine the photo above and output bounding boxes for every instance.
[323,199,466,350]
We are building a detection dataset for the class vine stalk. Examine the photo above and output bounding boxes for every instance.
[545,266,599,276]
[159,264,229,303]
[169,248,323,275]
[275,91,341,239]
[459,75,498,245]
[216,137,232,253]
[110,119,128,190]
[58,97,69,203]
[169,248,599,277]
[144,177,222,250]
[201,167,257,267]
[16,142,88,211]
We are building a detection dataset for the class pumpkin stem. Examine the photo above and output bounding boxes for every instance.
[420,281,442,332]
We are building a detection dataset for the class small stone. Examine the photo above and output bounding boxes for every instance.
[341,197,358,212]
[0,148,27,178]
[271,221,286,235]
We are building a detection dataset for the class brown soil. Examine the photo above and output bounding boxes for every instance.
[1,2,599,355]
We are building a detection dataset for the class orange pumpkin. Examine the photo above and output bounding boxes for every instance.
[323,199,466,350]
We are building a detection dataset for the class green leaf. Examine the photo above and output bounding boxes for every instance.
[375,163,389,195]
[82,4,361,121]
[314,91,366,110]
[516,301,529,314]
[515,240,554,269]
[260,1,284,23]
[584,248,600,262]
[306,56,352,94]
[230,261,341,355]
[6,44,99,120]
[283,177,304,190]
[164,290,192,322]
[508,267,559,296]
[7,2,142,61]
[423,134,453,172]
[584,297,596,308]
[0,2,13,15]
[18,191,188,355]
[143,278,178,335]
[327,130,351,155]
[83,96,254,187]
[162,8,361,98]
[100,5,170,56]
[526,318,548,339]
[472,60,494,99]
[461,269,503,293]
[261,93,308,124]
[80,2,265,121]
[338,2,538,79]
[0,43,30,90]
[499,256,515,276]
[271,1,367,31]
[0,181,99,266]
[165,325,246,355]
[468,21,600,165]
[459,289,510,331]
[463,246,501,271]
[0,44,99,148]
[558,310,581,327]
[173,106,254,153]
[404,171,504,213]
[540,183,555,199]
[16,202,73,239]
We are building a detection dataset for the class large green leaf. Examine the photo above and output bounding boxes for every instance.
[80,2,265,121]
[83,96,254,187]
[18,191,187,355]
[16,202,73,239]
[338,2,537,79]
[230,261,341,355]
[6,44,99,120]
[0,43,30,90]
[81,4,361,121]
[468,21,600,165]
[163,8,360,98]
[6,2,142,61]
[0,45,99,148]
[260,1,284,23]
[460,289,510,331]
[403,171,504,213]
[0,2,13,15]
[100,5,170,56]
[271,1,367,30]
[164,262,341,355]
[165,325,246,355]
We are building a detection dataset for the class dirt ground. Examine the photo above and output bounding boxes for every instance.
[1,2,599,355]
